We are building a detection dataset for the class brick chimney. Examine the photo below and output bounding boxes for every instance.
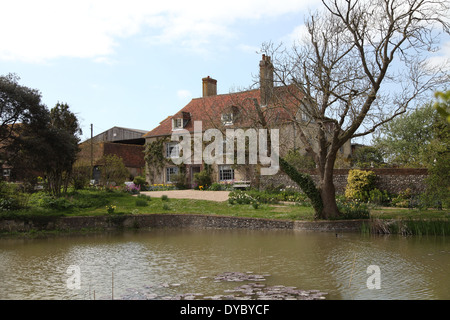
[259,54,274,105]
[202,76,217,97]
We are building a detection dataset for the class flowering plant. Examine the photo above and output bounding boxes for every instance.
[125,183,140,194]
[106,205,116,214]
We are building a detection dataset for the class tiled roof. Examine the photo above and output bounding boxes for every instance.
[143,86,301,138]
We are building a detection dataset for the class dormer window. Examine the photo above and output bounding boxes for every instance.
[221,113,233,125]
[172,112,191,130]
[172,118,183,130]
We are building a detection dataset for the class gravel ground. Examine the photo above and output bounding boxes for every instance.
[140,190,230,202]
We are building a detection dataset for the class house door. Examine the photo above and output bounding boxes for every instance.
[190,166,201,188]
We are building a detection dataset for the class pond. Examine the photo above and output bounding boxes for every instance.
[0,229,448,300]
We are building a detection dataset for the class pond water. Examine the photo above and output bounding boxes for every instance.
[0,229,448,300]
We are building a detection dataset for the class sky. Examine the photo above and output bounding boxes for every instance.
[1,0,449,143]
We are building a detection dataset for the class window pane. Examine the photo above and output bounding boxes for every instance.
[166,167,178,182]
[219,165,234,181]
[166,143,179,158]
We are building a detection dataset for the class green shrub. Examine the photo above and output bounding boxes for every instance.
[209,182,224,191]
[161,195,169,201]
[71,163,91,190]
[171,171,188,190]
[194,168,212,188]
[336,198,370,219]
[28,190,114,210]
[368,188,390,206]
[135,199,148,207]
[39,196,75,210]
[391,188,413,208]
[228,190,257,204]
[133,176,147,189]
[0,182,29,211]
[0,197,21,211]
[345,169,376,202]
[263,183,286,194]
[99,154,129,187]
[137,194,151,201]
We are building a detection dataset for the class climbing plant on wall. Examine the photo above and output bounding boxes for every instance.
[144,137,169,180]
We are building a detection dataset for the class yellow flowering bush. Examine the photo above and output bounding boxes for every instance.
[345,169,376,202]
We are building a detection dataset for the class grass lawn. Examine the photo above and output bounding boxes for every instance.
[1,189,448,222]
[369,206,449,220]
[80,195,317,221]
[65,192,450,221]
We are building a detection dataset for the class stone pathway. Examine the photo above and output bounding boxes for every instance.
[140,190,230,202]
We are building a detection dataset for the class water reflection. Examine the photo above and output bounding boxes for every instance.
[0,229,448,300]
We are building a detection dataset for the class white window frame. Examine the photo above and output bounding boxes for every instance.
[219,165,234,181]
[172,118,183,130]
[166,142,180,158]
[2,169,11,177]
[166,167,179,183]
[221,113,233,125]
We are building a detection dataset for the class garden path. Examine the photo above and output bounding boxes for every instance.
[140,190,230,202]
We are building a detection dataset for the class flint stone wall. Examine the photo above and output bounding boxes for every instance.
[261,168,428,194]
[0,214,365,233]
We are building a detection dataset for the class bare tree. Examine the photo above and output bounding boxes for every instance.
[261,0,449,218]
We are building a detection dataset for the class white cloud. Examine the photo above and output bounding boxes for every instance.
[177,89,192,101]
[0,0,314,63]
[237,44,261,54]
[282,24,310,47]
[427,40,450,70]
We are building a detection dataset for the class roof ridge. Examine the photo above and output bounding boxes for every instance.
[190,87,260,101]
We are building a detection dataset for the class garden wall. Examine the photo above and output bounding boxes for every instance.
[0,214,365,233]
[260,168,428,194]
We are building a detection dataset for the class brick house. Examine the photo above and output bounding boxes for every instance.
[143,55,352,188]
[77,127,146,183]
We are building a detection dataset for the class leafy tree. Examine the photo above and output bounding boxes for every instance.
[99,154,129,187]
[46,102,82,195]
[374,97,449,208]
[0,73,43,158]
[352,146,385,168]
[373,103,440,167]
[2,76,81,196]
[0,74,40,141]
[3,78,52,184]
[71,160,92,190]
[434,90,450,123]
[424,97,450,208]
[261,0,448,218]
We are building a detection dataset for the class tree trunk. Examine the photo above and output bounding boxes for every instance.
[319,175,340,219]
[317,151,340,219]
